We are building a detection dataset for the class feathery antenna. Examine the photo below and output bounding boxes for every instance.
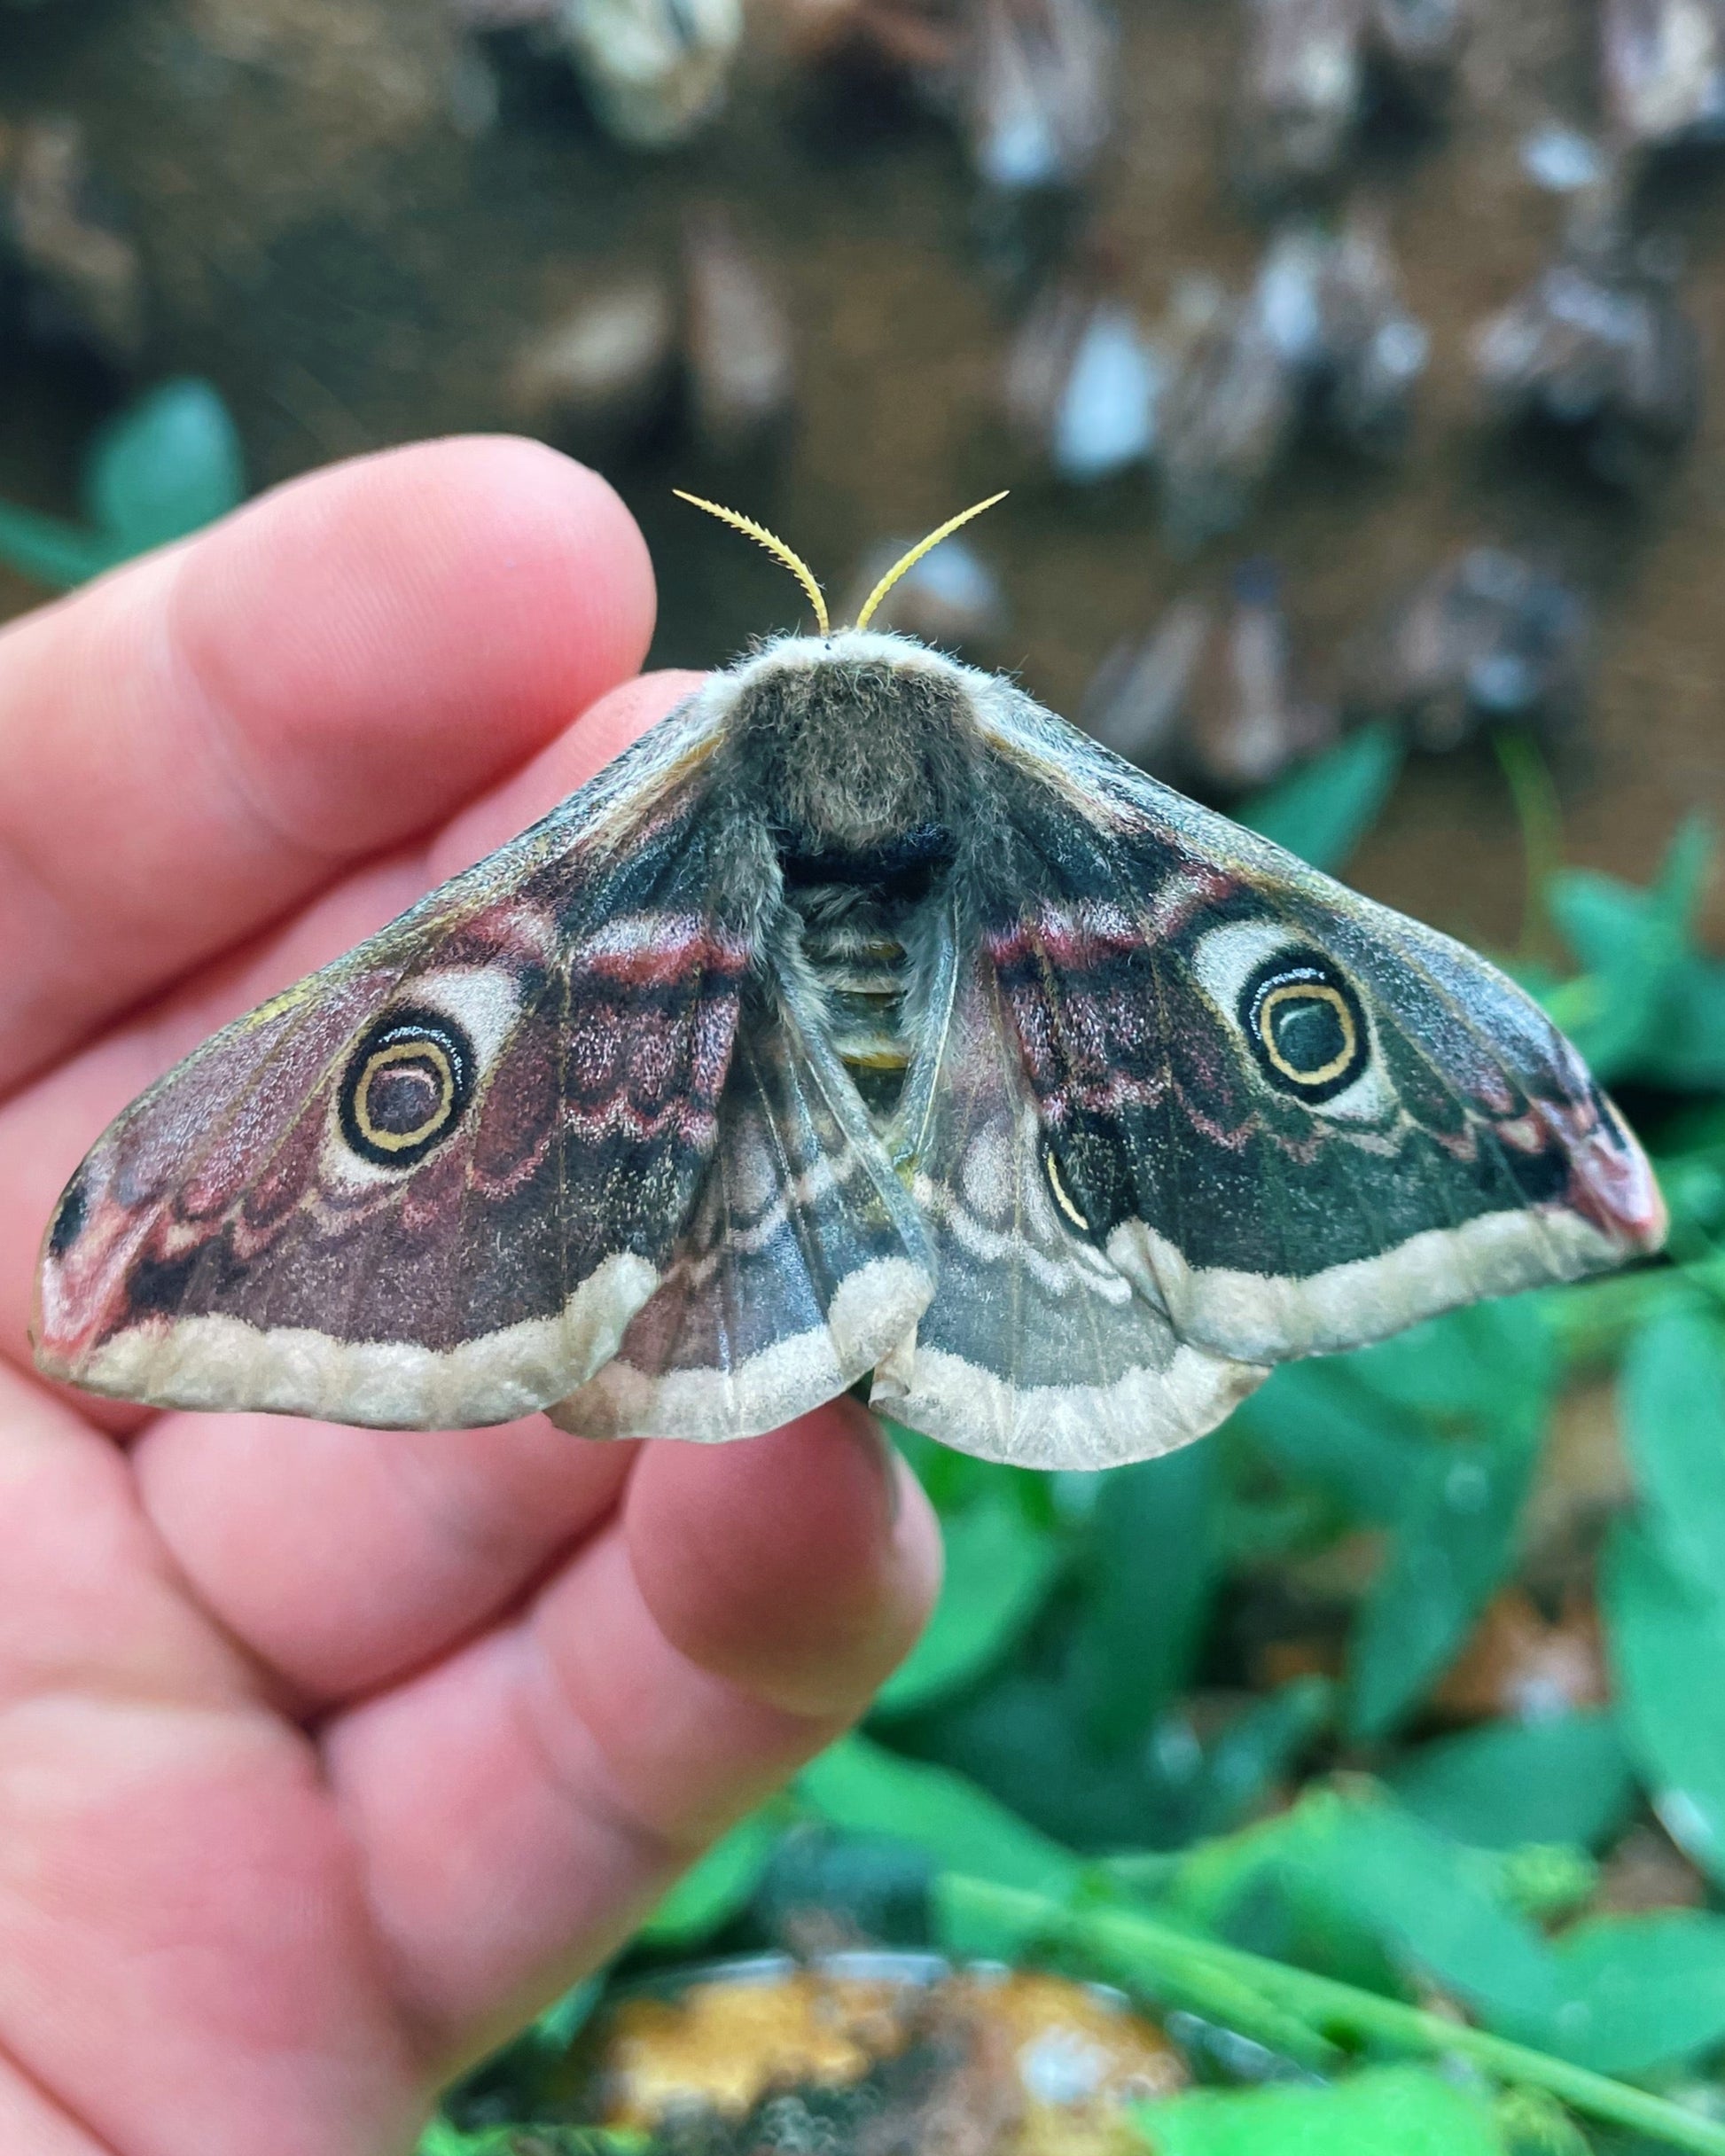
[673,490,829,637]
[853,492,1009,633]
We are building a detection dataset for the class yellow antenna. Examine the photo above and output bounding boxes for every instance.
[853,491,1010,633]
[673,490,829,637]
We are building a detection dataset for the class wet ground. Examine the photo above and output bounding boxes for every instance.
[2,0,1722,949]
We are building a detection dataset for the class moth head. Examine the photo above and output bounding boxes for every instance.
[677,492,1014,857]
[673,488,1009,639]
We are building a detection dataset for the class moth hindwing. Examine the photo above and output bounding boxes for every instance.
[36,628,1665,1467]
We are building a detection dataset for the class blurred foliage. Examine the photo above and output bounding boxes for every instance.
[1138,2068,1508,2156]
[0,378,245,587]
[429,738,1725,2155]
[1240,723,1407,876]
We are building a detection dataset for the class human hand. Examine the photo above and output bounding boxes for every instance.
[0,439,941,2156]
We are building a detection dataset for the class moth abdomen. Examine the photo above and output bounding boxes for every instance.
[795,903,920,1118]
[768,800,964,1120]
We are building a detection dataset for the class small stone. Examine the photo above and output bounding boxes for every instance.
[510,270,678,449]
[683,206,796,459]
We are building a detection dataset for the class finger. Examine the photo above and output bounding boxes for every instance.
[0,435,654,1094]
[0,1363,260,1718]
[0,1362,424,2155]
[0,672,702,1389]
[131,1414,636,1706]
[0,1701,422,2156]
[626,1403,927,1715]
[0,2063,109,2156]
[323,1404,941,2055]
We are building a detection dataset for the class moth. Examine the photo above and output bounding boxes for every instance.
[34,495,1666,1469]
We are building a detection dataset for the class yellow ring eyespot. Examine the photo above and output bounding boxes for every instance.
[339,1008,475,1168]
[1240,952,1370,1102]
[1256,980,1358,1087]
[354,1038,457,1152]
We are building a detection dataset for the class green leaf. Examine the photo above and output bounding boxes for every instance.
[1654,960,1725,1090]
[1190,1677,1334,1837]
[1137,2065,1508,2156]
[1148,1796,1335,1938]
[1550,871,1666,978]
[1655,1119,1725,1248]
[1604,1519,1725,1885]
[1346,1432,1539,1741]
[1235,1306,1556,1741]
[1386,1712,1635,1852]
[1143,1791,1561,2019]
[1547,818,1712,1082]
[637,1808,783,1948]
[933,1864,1064,1965]
[1606,1315,1725,1892]
[1548,817,1710,980]
[1331,1298,1555,1433]
[1479,1842,1597,1923]
[797,1733,1080,1895]
[421,2124,646,2155]
[0,501,113,587]
[1276,1798,1563,2023]
[1534,1911,1725,2075]
[894,1668,1180,1847]
[1240,722,1406,874]
[1228,1357,1418,1524]
[1339,1304,1554,1739]
[1621,1308,1725,1594]
[872,1491,1063,1716]
[1075,1441,1219,1751]
[1234,1300,1553,1543]
[0,379,246,591]
[83,378,246,551]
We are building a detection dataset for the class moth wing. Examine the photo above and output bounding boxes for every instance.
[550,974,935,1441]
[35,698,760,1429]
[965,681,1665,1371]
[873,934,1268,1469]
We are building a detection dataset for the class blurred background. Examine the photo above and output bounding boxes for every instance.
[4,0,1725,949]
[9,3,1725,2152]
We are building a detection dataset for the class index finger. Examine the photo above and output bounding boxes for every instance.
[0,435,655,1098]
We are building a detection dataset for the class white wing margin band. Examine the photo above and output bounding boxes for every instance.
[46,1253,661,1430]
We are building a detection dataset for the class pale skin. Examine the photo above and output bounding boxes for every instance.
[0,438,943,2156]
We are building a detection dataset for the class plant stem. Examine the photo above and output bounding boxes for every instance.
[1494,729,1565,966]
[420,2120,648,2155]
[943,1878,1725,2156]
